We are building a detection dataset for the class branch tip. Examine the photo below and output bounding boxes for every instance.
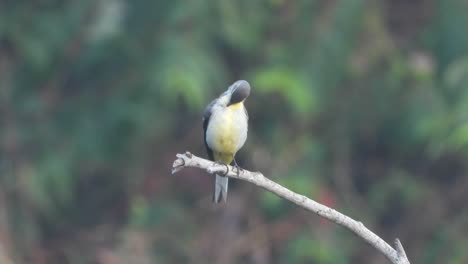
[172,154,187,175]
[394,239,409,263]
[394,238,406,255]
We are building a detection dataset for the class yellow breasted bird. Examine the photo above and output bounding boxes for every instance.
[203,80,250,203]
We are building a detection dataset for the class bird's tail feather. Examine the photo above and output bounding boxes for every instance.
[213,174,229,203]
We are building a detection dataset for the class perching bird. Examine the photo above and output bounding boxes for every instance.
[203,80,250,203]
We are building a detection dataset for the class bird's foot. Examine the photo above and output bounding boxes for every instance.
[233,159,244,176]
[235,165,244,176]
[214,162,229,177]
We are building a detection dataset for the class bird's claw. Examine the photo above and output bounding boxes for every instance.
[214,162,230,177]
[234,164,244,176]
[233,159,244,176]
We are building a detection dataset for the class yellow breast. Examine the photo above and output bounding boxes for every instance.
[206,102,247,157]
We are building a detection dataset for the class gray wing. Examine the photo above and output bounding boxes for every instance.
[203,99,216,123]
[203,99,217,161]
[244,105,248,121]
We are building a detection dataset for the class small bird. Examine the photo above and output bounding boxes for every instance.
[203,80,250,203]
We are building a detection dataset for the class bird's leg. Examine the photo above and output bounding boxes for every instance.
[233,158,244,176]
[214,161,229,177]
[222,163,229,176]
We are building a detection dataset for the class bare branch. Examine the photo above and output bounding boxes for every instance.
[394,239,409,262]
[172,152,410,264]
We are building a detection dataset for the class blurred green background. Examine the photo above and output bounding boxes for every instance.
[1,0,468,263]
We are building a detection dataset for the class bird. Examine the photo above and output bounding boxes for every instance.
[203,80,250,203]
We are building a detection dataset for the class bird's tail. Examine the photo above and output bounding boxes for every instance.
[213,174,229,203]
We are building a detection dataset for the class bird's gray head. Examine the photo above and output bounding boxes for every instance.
[228,80,251,105]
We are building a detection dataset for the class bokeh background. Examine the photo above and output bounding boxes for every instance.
[1,0,468,263]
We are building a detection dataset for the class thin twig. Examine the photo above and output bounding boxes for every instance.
[172,152,410,264]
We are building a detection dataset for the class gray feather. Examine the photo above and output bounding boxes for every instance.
[213,174,229,203]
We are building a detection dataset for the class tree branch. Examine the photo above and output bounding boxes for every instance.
[172,152,410,264]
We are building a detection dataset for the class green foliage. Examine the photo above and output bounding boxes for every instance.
[254,67,317,114]
[368,169,424,214]
[283,233,347,264]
